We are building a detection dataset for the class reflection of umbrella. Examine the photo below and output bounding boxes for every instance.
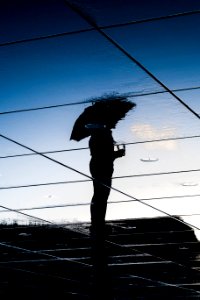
[70,95,136,141]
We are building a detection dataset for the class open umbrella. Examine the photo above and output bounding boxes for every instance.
[70,95,136,141]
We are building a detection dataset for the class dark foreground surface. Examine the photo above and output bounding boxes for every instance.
[0,216,200,299]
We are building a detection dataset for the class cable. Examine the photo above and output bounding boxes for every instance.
[1,132,200,287]
[114,168,200,179]
[0,99,92,115]
[64,1,200,120]
[0,193,199,213]
[0,147,88,159]
[1,134,200,160]
[0,10,199,47]
[0,132,200,233]
[1,167,199,190]
[101,10,200,29]
[179,213,200,217]
[1,85,200,115]
[0,179,90,189]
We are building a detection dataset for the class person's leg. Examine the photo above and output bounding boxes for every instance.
[90,175,115,299]
[90,177,112,230]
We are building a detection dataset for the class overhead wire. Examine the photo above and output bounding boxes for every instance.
[0,132,200,233]
[0,134,200,160]
[0,193,199,213]
[0,128,199,290]
[1,167,199,190]
[63,0,200,120]
[0,85,200,115]
[0,10,200,47]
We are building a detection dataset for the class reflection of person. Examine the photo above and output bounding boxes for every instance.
[88,122,125,234]
[88,123,124,299]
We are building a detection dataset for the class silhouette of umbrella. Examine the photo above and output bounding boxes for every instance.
[70,96,136,141]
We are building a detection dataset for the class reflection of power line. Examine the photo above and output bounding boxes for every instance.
[179,213,200,217]
[1,85,200,115]
[0,193,199,213]
[68,6,200,120]
[0,132,200,232]
[1,134,200,160]
[1,168,200,190]
[1,10,200,47]
[114,168,200,179]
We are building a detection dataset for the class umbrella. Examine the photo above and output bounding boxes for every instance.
[70,95,136,141]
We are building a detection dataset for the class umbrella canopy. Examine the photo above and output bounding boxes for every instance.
[70,96,136,141]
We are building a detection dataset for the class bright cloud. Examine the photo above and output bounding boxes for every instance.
[131,123,177,150]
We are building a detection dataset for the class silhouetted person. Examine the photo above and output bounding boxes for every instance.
[88,122,125,234]
[70,96,135,299]
[88,122,124,300]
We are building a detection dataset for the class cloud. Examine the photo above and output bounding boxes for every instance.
[131,123,177,150]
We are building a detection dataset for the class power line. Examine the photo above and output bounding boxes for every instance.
[1,167,199,190]
[0,179,90,190]
[0,99,91,115]
[0,193,199,213]
[179,213,200,217]
[101,10,200,29]
[0,146,88,159]
[114,168,200,179]
[0,10,199,47]
[1,85,200,115]
[1,134,200,160]
[65,2,200,120]
[0,132,200,232]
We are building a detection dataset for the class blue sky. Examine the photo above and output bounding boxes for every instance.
[0,1,200,236]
